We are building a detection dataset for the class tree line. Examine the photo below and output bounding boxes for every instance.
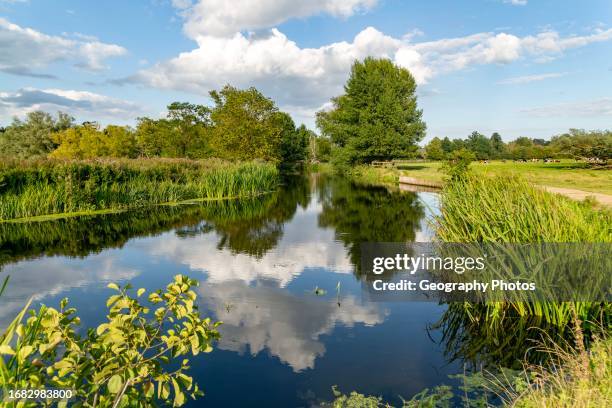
[1,57,610,167]
[424,130,612,162]
[0,85,316,170]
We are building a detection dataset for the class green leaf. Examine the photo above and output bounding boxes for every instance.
[0,344,15,355]
[172,378,186,406]
[144,382,155,398]
[108,374,123,394]
[107,282,120,291]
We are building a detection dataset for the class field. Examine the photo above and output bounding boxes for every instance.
[397,160,612,195]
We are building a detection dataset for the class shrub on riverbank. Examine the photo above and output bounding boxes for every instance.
[0,158,278,221]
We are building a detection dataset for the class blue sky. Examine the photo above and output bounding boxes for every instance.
[0,0,611,141]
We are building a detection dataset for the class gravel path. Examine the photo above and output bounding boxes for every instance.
[537,185,612,208]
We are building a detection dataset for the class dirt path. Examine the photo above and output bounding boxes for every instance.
[537,185,612,208]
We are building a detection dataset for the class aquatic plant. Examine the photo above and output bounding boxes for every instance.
[0,158,279,221]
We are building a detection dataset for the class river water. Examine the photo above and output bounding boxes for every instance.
[0,175,465,407]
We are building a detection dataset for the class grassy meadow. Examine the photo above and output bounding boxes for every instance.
[397,160,612,194]
[0,158,279,222]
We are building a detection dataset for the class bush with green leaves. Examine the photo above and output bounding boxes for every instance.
[441,148,475,181]
[0,275,220,407]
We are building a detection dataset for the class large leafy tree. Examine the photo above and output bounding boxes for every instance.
[316,57,426,165]
[0,111,73,159]
[209,85,283,162]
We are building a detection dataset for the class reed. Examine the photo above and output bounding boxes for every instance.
[0,158,278,221]
[432,175,611,363]
[434,174,611,243]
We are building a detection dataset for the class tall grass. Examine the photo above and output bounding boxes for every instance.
[433,175,611,366]
[435,175,611,243]
[0,158,278,221]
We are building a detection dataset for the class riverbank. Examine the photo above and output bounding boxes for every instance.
[397,159,612,195]
[0,158,279,222]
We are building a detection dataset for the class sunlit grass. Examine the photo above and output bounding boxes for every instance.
[0,158,279,221]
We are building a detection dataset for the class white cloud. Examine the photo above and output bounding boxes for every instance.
[134,24,612,122]
[175,0,379,38]
[498,72,567,84]
[520,97,612,117]
[0,88,143,122]
[148,204,353,287]
[0,255,138,329]
[200,280,385,371]
[504,0,527,5]
[0,17,127,76]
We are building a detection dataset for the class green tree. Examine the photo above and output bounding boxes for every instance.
[0,111,73,159]
[441,137,453,154]
[425,137,446,160]
[276,114,310,170]
[489,132,506,159]
[209,85,283,162]
[316,57,426,165]
[50,123,109,159]
[104,125,138,158]
[466,131,491,160]
[166,102,211,158]
[135,117,172,158]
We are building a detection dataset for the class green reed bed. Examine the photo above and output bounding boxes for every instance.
[0,158,279,221]
[435,175,611,243]
[433,175,611,353]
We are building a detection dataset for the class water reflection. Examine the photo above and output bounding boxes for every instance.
[200,280,385,372]
[0,174,452,406]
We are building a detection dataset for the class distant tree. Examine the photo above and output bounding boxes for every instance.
[313,136,332,162]
[550,129,612,160]
[134,117,172,158]
[466,131,491,160]
[0,111,73,159]
[425,137,446,160]
[209,85,283,162]
[50,123,109,159]
[441,137,453,154]
[166,102,211,158]
[104,125,138,158]
[450,138,466,152]
[489,132,506,159]
[276,113,310,169]
[316,57,426,165]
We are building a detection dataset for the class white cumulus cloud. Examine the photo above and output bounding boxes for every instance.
[0,88,143,122]
[0,17,127,76]
[133,24,612,122]
[175,0,379,38]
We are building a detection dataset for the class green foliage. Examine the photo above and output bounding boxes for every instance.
[0,159,279,221]
[441,148,475,181]
[312,136,332,162]
[208,85,283,162]
[0,275,221,407]
[317,57,426,165]
[51,123,137,159]
[549,129,612,160]
[424,129,611,162]
[0,111,74,159]
[425,137,445,160]
[278,118,310,170]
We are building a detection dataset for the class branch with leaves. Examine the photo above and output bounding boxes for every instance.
[0,275,221,407]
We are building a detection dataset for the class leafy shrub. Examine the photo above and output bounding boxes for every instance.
[0,275,220,407]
